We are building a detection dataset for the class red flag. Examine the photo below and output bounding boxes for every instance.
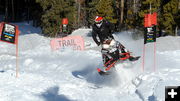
[62,18,68,25]
[144,14,152,27]
[144,12,157,27]
[151,12,157,25]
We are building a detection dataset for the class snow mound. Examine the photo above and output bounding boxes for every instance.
[1,25,180,101]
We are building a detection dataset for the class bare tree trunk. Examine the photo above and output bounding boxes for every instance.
[175,26,178,36]
[27,0,30,24]
[83,1,86,27]
[73,0,77,29]
[133,0,136,13]
[12,0,15,21]
[78,0,81,27]
[178,0,180,11]
[120,0,124,24]
[176,0,180,35]
[5,0,9,21]
[76,0,81,27]
[75,0,81,28]
[150,2,152,14]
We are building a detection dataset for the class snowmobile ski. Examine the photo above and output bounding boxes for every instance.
[97,61,117,76]
[119,52,140,61]
[97,68,110,75]
[129,56,140,61]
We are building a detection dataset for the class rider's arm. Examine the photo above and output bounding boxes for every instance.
[92,28,100,46]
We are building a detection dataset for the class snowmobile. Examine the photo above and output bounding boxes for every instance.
[97,39,140,75]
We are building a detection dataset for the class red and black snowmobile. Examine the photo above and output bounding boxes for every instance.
[97,39,140,75]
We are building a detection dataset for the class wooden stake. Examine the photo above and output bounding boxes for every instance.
[16,43,19,78]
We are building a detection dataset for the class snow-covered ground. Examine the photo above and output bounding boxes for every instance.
[0,22,180,101]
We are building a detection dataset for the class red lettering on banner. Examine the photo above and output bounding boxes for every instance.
[51,36,84,51]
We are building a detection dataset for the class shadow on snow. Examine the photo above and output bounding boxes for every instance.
[40,86,74,101]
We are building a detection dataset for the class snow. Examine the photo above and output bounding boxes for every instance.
[0,22,180,101]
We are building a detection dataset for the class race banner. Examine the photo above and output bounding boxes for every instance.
[0,22,19,44]
[144,26,156,44]
[50,35,84,51]
[144,12,157,44]
[0,22,19,77]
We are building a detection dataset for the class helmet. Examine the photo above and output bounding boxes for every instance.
[95,16,103,23]
[95,16,103,28]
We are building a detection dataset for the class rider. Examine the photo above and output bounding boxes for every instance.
[92,16,127,70]
[92,16,115,46]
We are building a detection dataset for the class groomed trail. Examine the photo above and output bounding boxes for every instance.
[0,25,180,101]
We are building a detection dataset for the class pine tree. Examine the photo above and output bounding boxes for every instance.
[160,0,179,35]
[125,0,140,29]
[86,0,100,25]
[95,0,117,23]
[36,0,76,37]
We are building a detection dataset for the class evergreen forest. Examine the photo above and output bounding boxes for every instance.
[0,0,179,37]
